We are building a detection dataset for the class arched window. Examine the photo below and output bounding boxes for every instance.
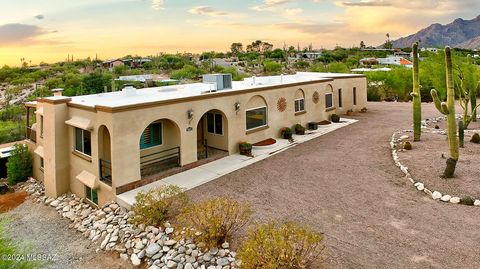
[294,89,305,113]
[246,95,268,131]
[325,84,334,109]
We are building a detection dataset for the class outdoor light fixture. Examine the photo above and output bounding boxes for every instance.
[187,109,194,124]
[234,102,241,114]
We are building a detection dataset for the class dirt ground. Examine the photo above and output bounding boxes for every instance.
[0,191,27,213]
[188,101,480,269]
[0,200,136,269]
[399,131,480,198]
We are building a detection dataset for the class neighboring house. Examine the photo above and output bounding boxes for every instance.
[421,47,439,53]
[102,59,125,71]
[377,56,413,68]
[296,52,323,60]
[123,58,152,68]
[24,72,367,206]
[359,57,379,66]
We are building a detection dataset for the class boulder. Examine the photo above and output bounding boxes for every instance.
[146,243,161,257]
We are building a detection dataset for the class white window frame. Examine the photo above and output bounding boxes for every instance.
[206,112,224,136]
[245,106,268,131]
[74,127,92,157]
[294,98,305,113]
[325,93,334,109]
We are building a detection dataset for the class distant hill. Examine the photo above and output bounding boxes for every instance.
[392,15,480,49]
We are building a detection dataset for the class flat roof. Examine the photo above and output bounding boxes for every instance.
[46,72,364,109]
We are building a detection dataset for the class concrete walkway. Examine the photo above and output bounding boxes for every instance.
[117,119,357,208]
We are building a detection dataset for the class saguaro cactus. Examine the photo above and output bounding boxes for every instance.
[411,42,422,141]
[431,47,459,178]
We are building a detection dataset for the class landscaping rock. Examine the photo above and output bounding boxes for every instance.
[146,243,161,257]
[449,197,460,204]
[475,200,480,206]
[131,253,141,266]
[432,191,442,200]
[441,195,452,202]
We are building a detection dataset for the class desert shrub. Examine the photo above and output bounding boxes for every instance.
[6,144,32,185]
[131,185,189,226]
[238,222,326,269]
[471,133,480,143]
[178,198,252,248]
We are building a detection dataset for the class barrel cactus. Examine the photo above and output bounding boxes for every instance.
[430,47,459,178]
[411,42,422,141]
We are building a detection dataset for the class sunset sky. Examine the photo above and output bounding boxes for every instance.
[1,0,479,66]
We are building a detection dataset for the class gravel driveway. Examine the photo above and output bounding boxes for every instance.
[188,102,480,268]
[1,200,134,269]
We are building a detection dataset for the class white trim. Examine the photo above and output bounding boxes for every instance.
[325,93,334,109]
[294,98,306,113]
[245,106,268,131]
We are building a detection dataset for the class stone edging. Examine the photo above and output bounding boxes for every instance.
[20,178,241,268]
[390,130,480,207]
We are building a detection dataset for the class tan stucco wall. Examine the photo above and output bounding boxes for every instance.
[37,76,367,206]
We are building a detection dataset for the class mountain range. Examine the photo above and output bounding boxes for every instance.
[392,15,480,49]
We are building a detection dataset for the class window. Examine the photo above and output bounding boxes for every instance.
[246,107,267,130]
[40,157,44,170]
[325,93,334,109]
[85,186,98,205]
[338,89,342,108]
[140,122,162,149]
[75,127,91,156]
[294,98,305,113]
[40,116,44,138]
[353,87,357,105]
[206,112,223,135]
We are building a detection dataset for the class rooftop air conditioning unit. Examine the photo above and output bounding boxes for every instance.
[202,73,232,91]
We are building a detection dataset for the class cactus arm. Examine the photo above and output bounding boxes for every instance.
[441,102,449,114]
[431,89,448,115]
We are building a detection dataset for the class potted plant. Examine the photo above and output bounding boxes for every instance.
[330,114,340,123]
[308,122,318,130]
[281,127,293,139]
[294,124,305,135]
[360,107,368,113]
[346,109,354,116]
[239,142,252,156]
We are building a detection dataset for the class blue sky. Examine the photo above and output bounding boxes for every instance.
[0,0,479,65]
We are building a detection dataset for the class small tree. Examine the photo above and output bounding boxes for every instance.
[6,144,32,185]
[457,65,480,129]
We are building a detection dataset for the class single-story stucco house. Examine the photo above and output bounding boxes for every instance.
[24,72,367,206]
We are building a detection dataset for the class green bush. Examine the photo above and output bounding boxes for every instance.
[131,185,189,226]
[178,198,252,248]
[6,144,32,185]
[0,121,25,145]
[330,114,340,123]
[238,222,325,269]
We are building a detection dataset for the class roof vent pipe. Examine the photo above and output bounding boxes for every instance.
[52,88,64,97]
[280,74,283,83]
[252,76,256,85]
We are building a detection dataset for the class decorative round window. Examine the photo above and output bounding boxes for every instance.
[277,97,287,112]
[313,91,320,104]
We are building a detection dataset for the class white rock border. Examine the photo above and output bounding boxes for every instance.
[390,130,480,206]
